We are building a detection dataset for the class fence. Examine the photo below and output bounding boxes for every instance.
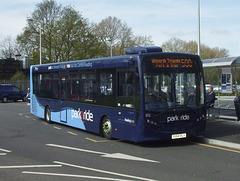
[0,80,30,92]
[208,96,238,121]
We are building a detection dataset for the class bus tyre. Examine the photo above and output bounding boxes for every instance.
[102,117,112,139]
[45,107,52,123]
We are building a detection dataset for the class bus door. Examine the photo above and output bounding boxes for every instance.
[60,73,67,123]
[117,70,138,124]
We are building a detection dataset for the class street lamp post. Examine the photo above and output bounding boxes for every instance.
[28,18,42,65]
[110,42,112,57]
[197,0,201,57]
[39,27,42,65]
[107,39,112,57]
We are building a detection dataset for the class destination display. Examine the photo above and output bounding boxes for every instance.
[151,58,193,68]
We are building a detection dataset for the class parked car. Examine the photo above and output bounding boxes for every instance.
[0,84,27,103]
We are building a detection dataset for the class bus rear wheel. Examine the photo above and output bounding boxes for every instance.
[45,106,52,123]
[102,117,112,139]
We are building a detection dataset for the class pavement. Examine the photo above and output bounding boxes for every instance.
[199,117,240,150]
[195,95,240,150]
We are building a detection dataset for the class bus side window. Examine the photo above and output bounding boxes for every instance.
[94,69,116,107]
[80,71,96,103]
[100,72,113,96]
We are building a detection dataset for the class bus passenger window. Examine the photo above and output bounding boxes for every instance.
[100,72,113,96]
[93,69,116,107]
[80,71,96,102]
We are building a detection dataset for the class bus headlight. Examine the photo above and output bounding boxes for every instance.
[147,119,158,126]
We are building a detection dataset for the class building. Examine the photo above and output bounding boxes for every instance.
[0,58,23,80]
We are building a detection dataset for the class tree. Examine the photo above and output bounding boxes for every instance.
[11,71,26,81]
[161,37,230,85]
[0,36,21,59]
[161,37,186,53]
[161,37,229,59]
[17,0,103,65]
[93,16,153,56]
[17,0,61,64]
[53,6,102,62]
[93,16,122,57]
[132,35,154,47]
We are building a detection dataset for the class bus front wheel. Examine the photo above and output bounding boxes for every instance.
[45,106,52,123]
[102,117,112,139]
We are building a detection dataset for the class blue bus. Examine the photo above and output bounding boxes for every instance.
[30,46,206,142]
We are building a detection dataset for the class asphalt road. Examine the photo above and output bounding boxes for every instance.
[1,102,240,181]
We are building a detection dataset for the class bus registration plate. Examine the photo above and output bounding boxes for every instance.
[171,133,187,139]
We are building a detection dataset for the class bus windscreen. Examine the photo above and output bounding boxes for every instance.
[143,55,205,112]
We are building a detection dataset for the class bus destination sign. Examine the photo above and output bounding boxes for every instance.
[151,58,192,68]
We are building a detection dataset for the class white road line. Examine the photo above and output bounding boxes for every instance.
[46,144,106,155]
[22,171,132,181]
[101,153,160,163]
[0,164,62,169]
[0,153,7,156]
[47,144,159,163]
[54,161,158,181]
[0,148,11,153]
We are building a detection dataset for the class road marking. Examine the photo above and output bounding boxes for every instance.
[25,115,30,119]
[18,112,31,116]
[42,122,48,125]
[47,144,106,155]
[85,137,110,143]
[101,153,159,163]
[0,153,7,156]
[196,142,240,154]
[54,161,158,181]
[85,137,123,143]
[0,148,11,153]
[22,171,132,181]
[47,144,159,163]
[67,131,78,136]
[54,126,62,130]
[0,164,62,169]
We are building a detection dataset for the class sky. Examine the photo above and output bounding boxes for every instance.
[0,0,239,57]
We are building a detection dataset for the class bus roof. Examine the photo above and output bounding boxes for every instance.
[31,54,140,72]
[31,46,200,72]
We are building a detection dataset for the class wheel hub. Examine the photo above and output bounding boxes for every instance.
[103,121,111,135]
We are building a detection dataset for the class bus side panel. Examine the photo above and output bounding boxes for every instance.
[63,103,101,133]
[30,97,138,141]
[31,94,45,119]
[111,109,137,142]
[59,102,138,141]
[65,108,86,130]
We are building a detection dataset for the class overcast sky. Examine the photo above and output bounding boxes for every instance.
[0,0,239,57]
